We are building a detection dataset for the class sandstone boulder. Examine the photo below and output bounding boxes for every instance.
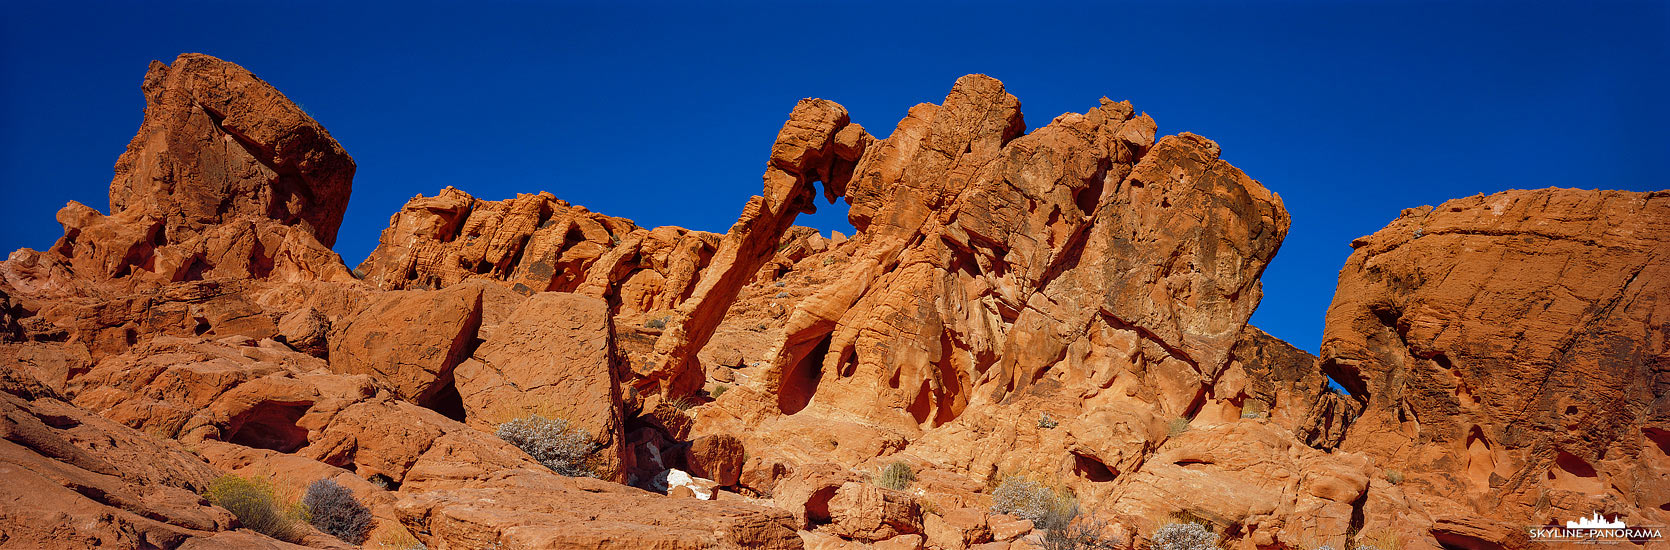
[825,481,922,541]
[109,53,353,247]
[327,282,482,408]
[452,291,625,479]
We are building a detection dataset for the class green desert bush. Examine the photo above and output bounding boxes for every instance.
[874,461,916,491]
[1167,417,1191,436]
[1151,521,1218,550]
[302,478,373,544]
[496,415,601,477]
[1385,470,1404,484]
[205,474,306,541]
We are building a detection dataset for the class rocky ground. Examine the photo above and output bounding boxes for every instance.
[1,53,1665,550]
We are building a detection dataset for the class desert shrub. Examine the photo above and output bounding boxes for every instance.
[1037,413,1058,429]
[1354,528,1403,550]
[710,384,729,399]
[1041,516,1123,550]
[667,396,698,412]
[302,478,373,544]
[1167,417,1191,436]
[645,316,668,329]
[372,527,427,550]
[874,461,916,491]
[496,415,600,477]
[205,474,306,541]
[1151,521,1217,550]
[1385,470,1404,484]
[990,477,1078,529]
[367,473,395,490]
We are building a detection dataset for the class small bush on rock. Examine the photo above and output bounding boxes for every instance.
[302,478,373,544]
[205,474,305,542]
[1041,516,1123,550]
[991,477,1078,529]
[496,415,600,477]
[1151,521,1218,550]
[372,528,427,550]
[875,461,916,490]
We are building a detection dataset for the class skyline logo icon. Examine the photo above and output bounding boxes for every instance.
[1566,512,1626,530]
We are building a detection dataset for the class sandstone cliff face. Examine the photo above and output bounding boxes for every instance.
[1321,189,1670,548]
[4,53,1666,550]
[354,187,721,312]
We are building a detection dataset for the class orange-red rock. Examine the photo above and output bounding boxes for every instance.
[327,282,482,407]
[453,291,626,479]
[1321,188,1670,547]
[110,54,353,247]
[8,52,1669,550]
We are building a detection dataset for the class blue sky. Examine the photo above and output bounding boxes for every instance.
[3,1,1665,354]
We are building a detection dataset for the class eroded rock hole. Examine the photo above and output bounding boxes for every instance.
[227,401,311,452]
[1073,453,1117,482]
[778,334,830,415]
[804,484,839,527]
[1643,427,1670,457]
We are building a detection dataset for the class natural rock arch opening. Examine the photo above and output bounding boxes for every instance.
[797,180,857,240]
[1072,453,1117,482]
[778,334,831,415]
[226,400,312,452]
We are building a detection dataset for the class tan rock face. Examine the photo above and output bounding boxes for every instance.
[1321,188,1670,546]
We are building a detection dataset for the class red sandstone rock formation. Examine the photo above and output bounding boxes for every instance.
[3,52,1666,550]
[1321,189,1670,549]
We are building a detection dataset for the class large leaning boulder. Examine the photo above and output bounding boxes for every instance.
[453,292,626,480]
[328,282,484,408]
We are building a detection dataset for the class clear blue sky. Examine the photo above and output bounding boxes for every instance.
[3,1,1665,354]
